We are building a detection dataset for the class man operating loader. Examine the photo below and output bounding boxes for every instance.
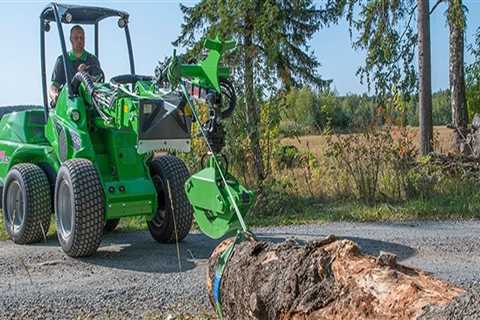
[49,25,103,104]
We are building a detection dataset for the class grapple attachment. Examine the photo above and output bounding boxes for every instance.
[184,157,254,239]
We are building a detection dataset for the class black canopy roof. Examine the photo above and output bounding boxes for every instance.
[41,3,128,24]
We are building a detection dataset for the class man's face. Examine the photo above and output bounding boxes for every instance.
[70,29,85,52]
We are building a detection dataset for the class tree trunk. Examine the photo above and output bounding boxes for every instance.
[207,236,464,320]
[417,0,434,155]
[243,13,264,186]
[448,0,468,152]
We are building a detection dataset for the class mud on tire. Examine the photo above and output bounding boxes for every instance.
[2,163,51,244]
[147,155,193,243]
[55,159,104,257]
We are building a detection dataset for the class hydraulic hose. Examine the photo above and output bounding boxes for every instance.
[219,79,236,118]
[71,71,95,96]
[71,71,111,122]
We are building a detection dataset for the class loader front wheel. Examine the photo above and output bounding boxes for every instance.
[147,155,193,243]
[55,159,104,257]
[2,164,51,244]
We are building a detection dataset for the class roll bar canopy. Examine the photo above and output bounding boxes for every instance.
[40,3,129,24]
[40,3,135,121]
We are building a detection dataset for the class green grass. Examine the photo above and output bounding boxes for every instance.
[1,192,479,242]
[246,197,480,227]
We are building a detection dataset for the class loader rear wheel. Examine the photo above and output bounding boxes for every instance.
[55,159,104,257]
[147,155,193,243]
[2,164,51,244]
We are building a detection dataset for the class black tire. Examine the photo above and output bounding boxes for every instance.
[104,219,120,233]
[2,164,51,244]
[147,155,193,243]
[55,159,104,257]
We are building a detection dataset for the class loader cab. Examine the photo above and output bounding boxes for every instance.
[40,3,136,120]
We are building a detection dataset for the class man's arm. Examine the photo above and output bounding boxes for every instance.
[50,56,65,104]
[49,83,60,103]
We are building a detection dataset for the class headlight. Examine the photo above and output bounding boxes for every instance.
[65,13,73,23]
[71,110,81,122]
[118,18,127,28]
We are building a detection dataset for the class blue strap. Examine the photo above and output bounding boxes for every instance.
[212,232,246,319]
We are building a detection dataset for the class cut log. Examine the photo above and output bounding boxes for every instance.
[207,235,464,320]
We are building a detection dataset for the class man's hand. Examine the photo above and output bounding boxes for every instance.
[78,64,88,72]
[49,85,59,105]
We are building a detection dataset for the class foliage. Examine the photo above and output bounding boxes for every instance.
[431,90,451,125]
[467,27,480,119]
[322,126,455,204]
[277,87,452,137]
[248,127,480,224]
[174,0,327,90]
[382,127,419,199]
[325,129,394,204]
[174,0,329,185]
[320,0,418,99]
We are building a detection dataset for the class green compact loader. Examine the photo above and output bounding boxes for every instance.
[0,3,254,257]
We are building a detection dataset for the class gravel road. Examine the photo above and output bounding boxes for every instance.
[1,220,479,319]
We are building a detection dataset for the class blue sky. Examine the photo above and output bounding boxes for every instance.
[0,0,479,105]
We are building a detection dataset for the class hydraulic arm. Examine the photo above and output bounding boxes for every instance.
[163,36,255,238]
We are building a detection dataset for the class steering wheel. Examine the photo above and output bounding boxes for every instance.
[110,74,153,85]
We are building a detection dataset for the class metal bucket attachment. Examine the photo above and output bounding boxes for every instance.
[137,93,192,154]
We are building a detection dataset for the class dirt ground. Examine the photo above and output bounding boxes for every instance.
[1,221,479,319]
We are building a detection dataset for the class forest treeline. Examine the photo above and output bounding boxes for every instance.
[279,88,453,136]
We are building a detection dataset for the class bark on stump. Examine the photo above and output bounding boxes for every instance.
[207,236,463,320]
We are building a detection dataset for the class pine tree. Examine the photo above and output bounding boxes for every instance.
[174,0,327,186]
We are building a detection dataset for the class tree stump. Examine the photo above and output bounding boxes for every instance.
[207,235,464,320]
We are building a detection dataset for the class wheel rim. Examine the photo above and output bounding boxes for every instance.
[57,179,73,239]
[5,181,24,233]
[151,175,167,229]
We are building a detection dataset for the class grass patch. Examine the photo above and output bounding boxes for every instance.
[246,189,480,227]
[0,213,58,241]
[1,189,478,242]
[246,196,480,227]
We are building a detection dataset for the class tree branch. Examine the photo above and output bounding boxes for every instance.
[430,0,446,15]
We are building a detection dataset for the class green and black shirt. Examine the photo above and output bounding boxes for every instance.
[51,50,101,88]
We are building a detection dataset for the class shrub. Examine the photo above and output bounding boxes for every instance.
[325,129,393,204]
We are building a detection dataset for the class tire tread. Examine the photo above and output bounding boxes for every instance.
[56,159,104,257]
[3,163,51,244]
[148,155,193,243]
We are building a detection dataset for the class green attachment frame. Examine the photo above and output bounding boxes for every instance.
[185,156,255,239]
[168,35,235,93]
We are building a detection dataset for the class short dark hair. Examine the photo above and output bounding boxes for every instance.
[70,25,84,38]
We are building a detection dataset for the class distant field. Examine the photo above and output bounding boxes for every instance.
[282,126,455,158]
